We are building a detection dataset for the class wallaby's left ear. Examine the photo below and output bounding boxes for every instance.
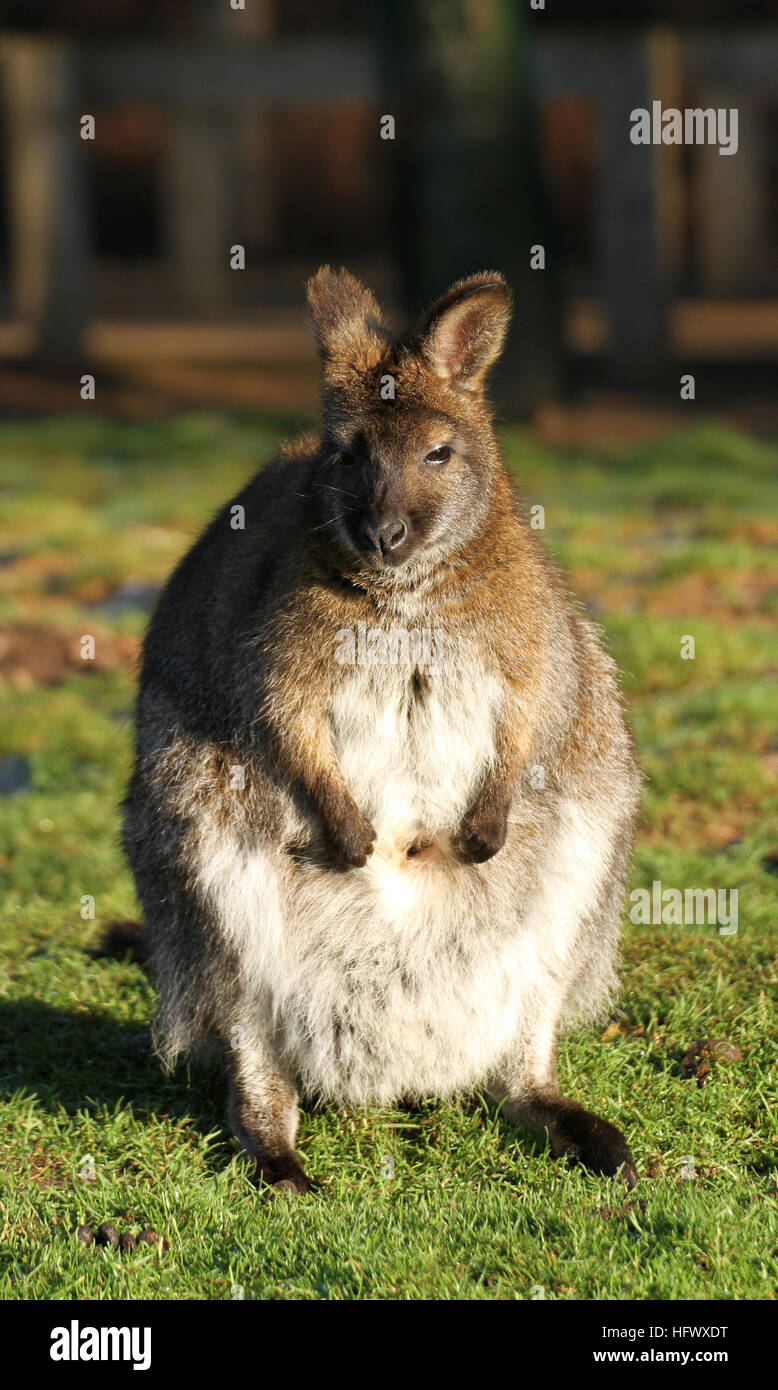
[418,273,511,390]
[306,265,388,377]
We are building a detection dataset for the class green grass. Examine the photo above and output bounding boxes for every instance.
[0,413,776,1301]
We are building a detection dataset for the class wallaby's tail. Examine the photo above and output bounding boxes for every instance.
[97,919,150,965]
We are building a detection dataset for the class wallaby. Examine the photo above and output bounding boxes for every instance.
[123,268,641,1194]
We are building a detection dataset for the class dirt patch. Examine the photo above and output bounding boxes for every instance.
[645,570,778,621]
[27,1140,68,1190]
[638,791,751,852]
[728,520,778,549]
[0,623,139,689]
[570,563,778,623]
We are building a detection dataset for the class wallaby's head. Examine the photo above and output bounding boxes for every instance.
[306,267,511,576]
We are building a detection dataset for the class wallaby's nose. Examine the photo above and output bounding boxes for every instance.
[379,518,407,553]
[358,516,408,557]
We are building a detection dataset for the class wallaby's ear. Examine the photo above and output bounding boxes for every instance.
[417,273,511,390]
[306,266,387,377]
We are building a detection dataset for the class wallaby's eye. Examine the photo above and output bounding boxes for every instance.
[424,445,452,464]
[330,450,356,468]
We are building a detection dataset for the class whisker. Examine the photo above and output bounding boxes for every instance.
[319,483,359,500]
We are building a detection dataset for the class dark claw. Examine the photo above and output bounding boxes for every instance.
[620,1159,640,1191]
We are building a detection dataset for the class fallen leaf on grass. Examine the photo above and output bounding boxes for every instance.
[602,1020,646,1042]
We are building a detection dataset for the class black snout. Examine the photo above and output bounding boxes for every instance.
[358,515,408,558]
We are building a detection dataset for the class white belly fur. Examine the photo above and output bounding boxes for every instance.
[195,661,615,1103]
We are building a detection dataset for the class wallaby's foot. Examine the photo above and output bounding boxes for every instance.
[548,1102,639,1189]
[505,1091,639,1188]
[95,918,149,964]
[256,1150,315,1197]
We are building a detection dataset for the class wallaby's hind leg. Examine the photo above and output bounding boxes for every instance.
[489,1013,638,1188]
[226,1025,312,1195]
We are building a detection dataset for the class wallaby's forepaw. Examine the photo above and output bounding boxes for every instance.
[323,802,376,868]
[454,803,508,864]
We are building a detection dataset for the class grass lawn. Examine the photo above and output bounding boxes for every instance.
[0,412,776,1301]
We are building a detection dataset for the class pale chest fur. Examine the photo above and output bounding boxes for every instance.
[327,640,502,843]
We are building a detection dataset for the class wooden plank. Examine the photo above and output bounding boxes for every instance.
[80,39,377,107]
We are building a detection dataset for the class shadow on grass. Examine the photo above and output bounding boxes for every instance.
[0,999,226,1138]
[3,1001,686,1188]
[0,997,561,1179]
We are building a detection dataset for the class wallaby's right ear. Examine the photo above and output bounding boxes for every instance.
[417,272,511,391]
[306,266,388,378]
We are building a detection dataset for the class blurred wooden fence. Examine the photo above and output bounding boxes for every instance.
[0,26,776,377]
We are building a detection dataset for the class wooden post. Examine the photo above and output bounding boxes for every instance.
[379,0,563,415]
[162,101,234,315]
[595,36,667,382]
[1,38,89,367]
[696,91,765,295]
[238,0,278,258]
[650,28,685,291]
